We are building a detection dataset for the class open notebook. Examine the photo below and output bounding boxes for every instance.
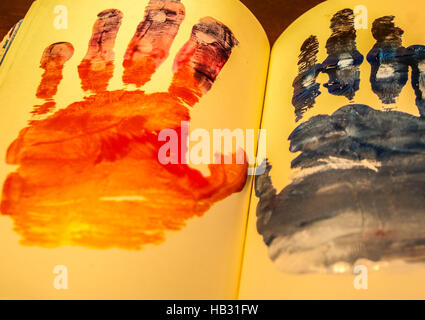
[1,0,425,299]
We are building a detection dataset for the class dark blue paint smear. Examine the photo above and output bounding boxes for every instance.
[321,9,363,100]
[407,45,425,117]
[292,9,364,122]
[266,10,425,273]
[367,16,411,105]
[256,104,425,272]
[292,36,321,122]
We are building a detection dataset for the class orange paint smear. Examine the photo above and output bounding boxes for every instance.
[31,102,56,117]
[36,58,65,100]
[169,65,203,106]
[1,90,247,249]
[78,60,115,93]
[122,57,157,88]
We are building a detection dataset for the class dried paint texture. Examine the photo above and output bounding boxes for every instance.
[408,45,425,117]
[367,17,425,115]
[292,36,321,122]
[292,9,363,122]
[34,42,74,118]
[31,101,56,118]
[170,17,239,106]
[260,12,425,273]
[367,16,409,105]
[1,5,245,249]
[36,42,74,100]
[122,0,185,87]
[256,105,425,273]
[78,9,123,93]
[321,9,363,100]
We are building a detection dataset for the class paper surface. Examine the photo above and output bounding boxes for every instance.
[240,0,425,299]
[0,0,269,299]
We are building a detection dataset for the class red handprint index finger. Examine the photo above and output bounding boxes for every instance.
[169,17,239,106]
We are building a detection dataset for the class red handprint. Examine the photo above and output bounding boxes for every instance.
[1,0,247,249]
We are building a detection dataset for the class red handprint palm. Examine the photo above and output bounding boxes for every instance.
[1,0,247,249]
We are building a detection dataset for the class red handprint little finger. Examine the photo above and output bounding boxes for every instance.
[1,0,247,249]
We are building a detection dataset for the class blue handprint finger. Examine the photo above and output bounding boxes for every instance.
[367,16,410,105]
[407,45,425,117]
[292,35,321,122]
[321,9,363,100]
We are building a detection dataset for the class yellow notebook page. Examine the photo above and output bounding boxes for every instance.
[0,0,269,299]
[240,0,425,299]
